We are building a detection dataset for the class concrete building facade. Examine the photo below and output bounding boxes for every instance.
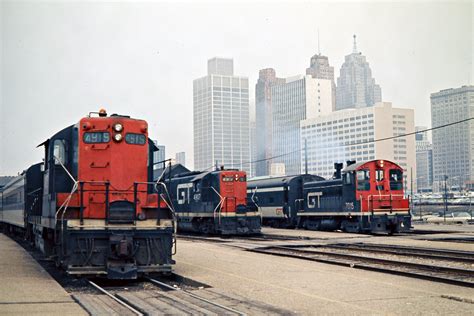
[335,35,382,110]
[255,69,285,176]
[431,85,474,190]
[193,57,250,173]
[300,102,415,192]
[271,75,333,175]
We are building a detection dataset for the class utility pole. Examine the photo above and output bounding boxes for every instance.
[410,167,413,214]
[444,175,448,222]
[304,138,308,175]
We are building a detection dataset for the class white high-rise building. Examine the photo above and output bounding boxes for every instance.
[152,141,166,170]
[271,75,333,175]
[175,152,186,167]
[300,102,416,192]
[431,85,474,190]
[193,57,250,173]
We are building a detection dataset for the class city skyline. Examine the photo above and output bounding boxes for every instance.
[1,2,472,174]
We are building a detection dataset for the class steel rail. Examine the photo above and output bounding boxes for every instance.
[322,243,474,263]
[146,277,245,315]
[249,246,474,288]
[87,280,144,316]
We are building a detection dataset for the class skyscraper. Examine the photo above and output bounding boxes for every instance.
[271,75,333,175]
[335,35,382,110]
[175,152,186,167]
[306,53,336,112]
[415,126,433,192]
[255,68,285,176]
[431,85,474,190]
[152,141,166,170]
[193,57,250,173]
[306,54,334,81]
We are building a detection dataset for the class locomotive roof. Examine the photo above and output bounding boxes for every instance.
[247,174,324,188]
[342,159,400,172]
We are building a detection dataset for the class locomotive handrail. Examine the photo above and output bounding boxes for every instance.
[210,186,224,224]
[154,181,178,255]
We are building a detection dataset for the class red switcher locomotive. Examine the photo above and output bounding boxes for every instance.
[0,110,175,279]
[161,166,261,235]
[248,159,411,234]
[299,160,411,234]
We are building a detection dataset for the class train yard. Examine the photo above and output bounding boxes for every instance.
[2,223,473,315]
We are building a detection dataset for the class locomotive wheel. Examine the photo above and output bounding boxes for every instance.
[304,219,321,231]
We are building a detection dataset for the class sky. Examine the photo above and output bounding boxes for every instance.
[1,1,472,175]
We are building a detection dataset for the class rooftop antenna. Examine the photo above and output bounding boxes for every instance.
[352,34,358,54]
[317,29,320,55]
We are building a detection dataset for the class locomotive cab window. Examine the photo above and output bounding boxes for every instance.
[222,176,234,182]
[125,133,146,145]
[53,139,67,165]
[356,169,370,191]
[376,169,384,181]
[389,169,403,190]
[83,132,110,143]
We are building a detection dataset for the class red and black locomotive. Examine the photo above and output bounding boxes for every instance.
[0,110,175,279]
[248,160,411,234]
[161,166,261,235]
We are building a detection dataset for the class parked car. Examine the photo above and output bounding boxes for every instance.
[424,212,472,224]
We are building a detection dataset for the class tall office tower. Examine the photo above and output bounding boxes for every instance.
[306,53,336,111]
[153,141,166,169]
[193,57,250,173]
[335,35,382,110]
[431,85,474,191]
[271,75,333,175]
[255,68,285,176]
[300,102,416,192]
[415,126,433,192]
[175,152,186,167]
[249,119,257,178]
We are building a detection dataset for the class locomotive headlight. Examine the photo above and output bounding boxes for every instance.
[113,123,123,132]
[114,133,123,142]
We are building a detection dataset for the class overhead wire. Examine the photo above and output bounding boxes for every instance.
[225,116,474,169]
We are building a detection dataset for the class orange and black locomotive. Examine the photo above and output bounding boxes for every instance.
[248,160,411,234]
[1,110,175,279]
[160,166,261,235]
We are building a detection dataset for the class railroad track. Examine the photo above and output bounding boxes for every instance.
[290,243,474,264]
[249,245,474,288]
[74,278,246,315]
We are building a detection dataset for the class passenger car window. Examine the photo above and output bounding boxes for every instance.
[356,169,370,191]
[343,173,352,185]
[389,169,403,190]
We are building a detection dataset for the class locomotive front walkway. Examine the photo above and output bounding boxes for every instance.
[0,233,86,315]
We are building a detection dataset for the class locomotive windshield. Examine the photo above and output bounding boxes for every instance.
[389,169,403,190]
[356,169,370,191]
